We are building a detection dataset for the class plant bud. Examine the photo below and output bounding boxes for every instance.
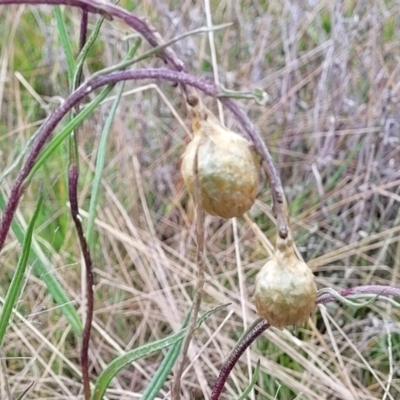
[254,232,317,329]
[181,99,260,219]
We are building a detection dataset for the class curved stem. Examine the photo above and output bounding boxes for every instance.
[0,68,282,257]
[0,0,290,244]
[210,320,270,400]
[210,284,400,399]
[0,69,204,252]
[317,285,400,305]
[220,98,289,238]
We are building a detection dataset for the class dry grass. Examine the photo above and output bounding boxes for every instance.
[1,0,400,399]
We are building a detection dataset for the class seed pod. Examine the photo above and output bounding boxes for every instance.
[254,231,317,329]
[181,98,260,219]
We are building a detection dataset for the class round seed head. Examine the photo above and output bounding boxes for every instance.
[254,233,317,329]
[181,102,260,219]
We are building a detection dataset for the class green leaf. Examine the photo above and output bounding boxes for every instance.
[141,309,192,400]
[0,190,82,334]
[0,188,43,348]
[69,14,106,170]
[85,39,142,248]
[237,360,260,400]
[54,6,75,86]
[86,81,125,247]
[91,305,227,400]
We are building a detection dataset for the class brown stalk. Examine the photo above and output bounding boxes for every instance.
[172,144,206,400]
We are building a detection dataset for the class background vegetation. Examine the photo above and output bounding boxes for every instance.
[0,0,399,399]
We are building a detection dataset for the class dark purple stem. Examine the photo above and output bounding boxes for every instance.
[74,8,88,90]
[79,9,88,52]
[75,10,91,400]
[210,285,400,400]
[69,165,94,400]
[210,320,270,400]
[0,177,27,251]
[220,99,288,238]
[316,285,400,305]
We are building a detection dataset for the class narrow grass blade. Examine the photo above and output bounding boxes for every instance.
[0,191,82,334]
[54,6,75,86]
[91,304,227,400]
[141,309,192,400]
[237,360,260,400]
[86,80,125,247]
[88,46,141,221]
[0,189,43,348]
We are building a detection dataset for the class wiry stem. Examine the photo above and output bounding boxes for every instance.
[0,5,398,400]
[172,141,206,400]
[69,166,94,400]
[0,68,279,253]
[78,9,89,53]
[219,97,289,238]
[210,285,400,400]
[317,285,400,305]
[210,320,270,400]
[72,11,92,399]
